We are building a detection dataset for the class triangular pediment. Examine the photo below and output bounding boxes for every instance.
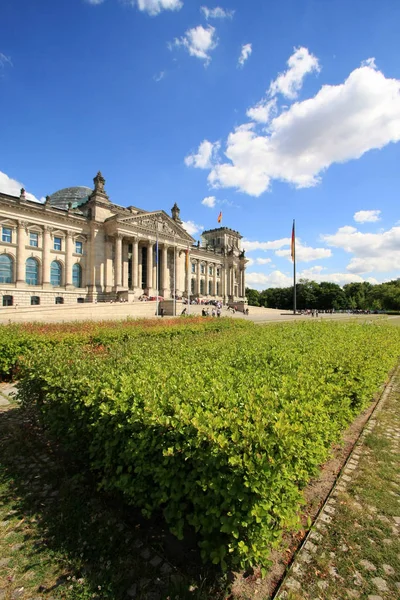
[117,211,194,242]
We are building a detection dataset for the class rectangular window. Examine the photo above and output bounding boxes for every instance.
[2,227,12,243]
[54,236,62,251]
[75,241,83,254]
[191,263,196,274]
[29,232,39,247]
[209,266,213,276]
[216,268,221,277]
[200,264,205,275]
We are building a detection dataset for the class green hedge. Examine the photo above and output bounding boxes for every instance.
[0,317,247,380]
[17,321,400,569]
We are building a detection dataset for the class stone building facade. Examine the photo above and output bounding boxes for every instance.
[0,172,247,307]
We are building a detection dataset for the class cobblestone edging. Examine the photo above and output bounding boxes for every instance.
[273,366,400,600]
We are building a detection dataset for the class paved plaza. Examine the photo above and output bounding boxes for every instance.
[1,301,398,326]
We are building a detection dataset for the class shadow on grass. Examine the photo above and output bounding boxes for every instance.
[0,406,227,600]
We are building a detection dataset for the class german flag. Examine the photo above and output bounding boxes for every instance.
[217,211,222,223]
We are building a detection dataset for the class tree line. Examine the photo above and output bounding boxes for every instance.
[246,279,400,312]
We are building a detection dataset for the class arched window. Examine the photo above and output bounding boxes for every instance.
[51,261,62,287]
[72,263,82,288]
[0,255,13,283]
[200,280,205,295]
[26,257,39,285]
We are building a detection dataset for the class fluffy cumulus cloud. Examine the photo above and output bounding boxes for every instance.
[201,195,216,208]
[181,220,204,236]
[323,224,400,274]
[185,139,220,169]
[246,265,378,290]
[269,46,320,99]
[242,237,290,252]
[275,240,332,262]
[0,170,43,203]
[238,43,252,68]
[243,236,331,262]
[172,25,218,64]
[255,257,272,265]
[353,209,381,223]
[246,98,277,124]
[200,6,234,19]
[186,49,400,196]
[122,0,183,15]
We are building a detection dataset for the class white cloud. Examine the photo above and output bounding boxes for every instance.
[185,139,220,169]
[275,241,332,262]
[255,257,272,265]
[201,196,216,208]
[246,266,378,290]
[238,43,252,68]
[323,224,400,274]
[269,46,320,99]
[172,25,218,64]
[244,236,330,262]
[246,270,292,288]
[353,209,381,223]
[153,70,165,82]
[181,220,204,236]
[124,0,183,15]
[85,0,105,5]
[0,53,12,70]
[190,56,400,196]
[242,237,291,252]
[0,170,42,203]
[200,6,234,19]
[246,98,277,124]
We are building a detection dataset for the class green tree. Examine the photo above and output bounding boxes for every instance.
[245,288,260,307]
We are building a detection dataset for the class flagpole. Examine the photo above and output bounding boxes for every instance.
[293,219,296,315]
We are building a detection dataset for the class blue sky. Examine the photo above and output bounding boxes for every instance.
[1,0,399,289]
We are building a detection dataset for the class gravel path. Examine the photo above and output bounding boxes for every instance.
[275,368,400,600]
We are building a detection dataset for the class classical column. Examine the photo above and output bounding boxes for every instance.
[132,238,139,290]
[213,267,217,297]
[174,245,181,296]
[205,262,209,297]
[147,241,153,291]
[115,233,123,289]
[122,242,129,288]
[65,232,73,288]
[104,236,113,292]
[162,244,168,297]
[138,245,143,291]
[42,226,51,287]
[16,221,26,286]
[230,267,234,299]
[196,263,201,296]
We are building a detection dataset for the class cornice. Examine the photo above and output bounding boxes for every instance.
[0,196,88,228]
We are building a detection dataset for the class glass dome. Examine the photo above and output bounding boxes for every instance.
[48,186,92,210]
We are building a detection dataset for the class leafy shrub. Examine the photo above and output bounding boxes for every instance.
[17,321,400,569]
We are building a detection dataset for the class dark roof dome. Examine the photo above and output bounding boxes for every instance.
[48,186,92,210]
